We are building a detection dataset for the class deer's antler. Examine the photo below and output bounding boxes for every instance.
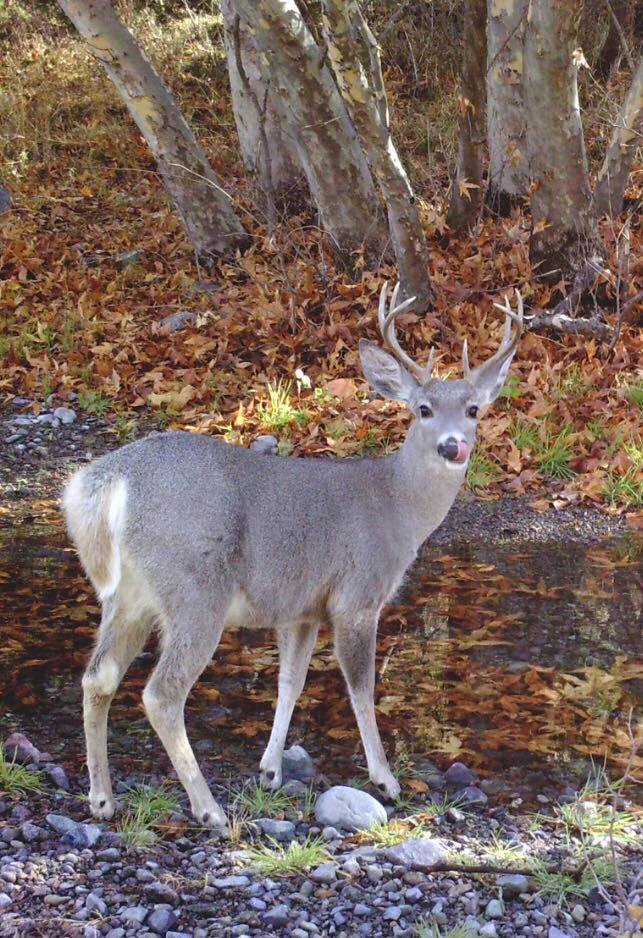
[462,291,524,380]
[378,282,435,383]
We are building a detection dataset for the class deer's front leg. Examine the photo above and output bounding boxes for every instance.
[333,612,400,799]
[260,622,319,789]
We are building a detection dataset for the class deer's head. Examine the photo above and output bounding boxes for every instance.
[359,283,524,472]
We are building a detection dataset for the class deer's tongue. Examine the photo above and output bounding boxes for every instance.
[454,440,469,464]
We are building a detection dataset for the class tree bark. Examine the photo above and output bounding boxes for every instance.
[593,56,643,217]
[523,0,602,277]
[448,0,487,232]
[57,0,248,260]
[220,0,302,211]
[321,0,431,310]
[486,0,529,211]
[595,0,635,80]
[232,0,387,264]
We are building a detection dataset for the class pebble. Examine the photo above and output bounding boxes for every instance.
[255,818,296,842]
[212,875,250,889]
[381,837,448,871]
[4,732,40,765]
[147,906,177,934]
[309,862,337,884]
[456,786,488,808]
[548,928,572,938]
[485,898,504,919]
[571,904,586,922]
[0,893,12,908]
[282,744,316,781]
[264,904,290,927]
[479,925,498,937]
[496,873,529,898]
[314,786,387,831]
[120,905,149,924]
[43,763,71,790]
[445,762,478,788]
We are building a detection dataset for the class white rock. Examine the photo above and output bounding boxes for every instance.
[571,904,586,923]
[485,898,504,919]
[53,407,77,425]
[314,786,387,831]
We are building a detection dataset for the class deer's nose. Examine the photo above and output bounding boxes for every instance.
[437,437,469,463]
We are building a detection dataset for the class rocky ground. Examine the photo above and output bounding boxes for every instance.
[1,733,641,938]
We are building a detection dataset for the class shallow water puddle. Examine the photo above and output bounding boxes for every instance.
[1,498,641,795]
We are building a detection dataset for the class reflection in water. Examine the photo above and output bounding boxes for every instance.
[1,499,641,793]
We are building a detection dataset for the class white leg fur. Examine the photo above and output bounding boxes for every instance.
[260,623,319,789]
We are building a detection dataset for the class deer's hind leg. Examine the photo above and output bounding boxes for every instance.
[142,597,228,830]
[83,596,154,820]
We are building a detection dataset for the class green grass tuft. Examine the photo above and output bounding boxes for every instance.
[246,835,330,876]
[466,450,501,491]
[0,743,44,796]
[232,779,296,819]
[116,782,181,848]
[257,380,311,431]
[534,427,575,480]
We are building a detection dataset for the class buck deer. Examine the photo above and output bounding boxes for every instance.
[63,284,523,830]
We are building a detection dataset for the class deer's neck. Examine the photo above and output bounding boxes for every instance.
[384,426,466,547]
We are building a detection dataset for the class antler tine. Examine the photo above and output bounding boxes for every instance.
[462,337,470,379]
[377,281,431,382]
[484,289,524,366]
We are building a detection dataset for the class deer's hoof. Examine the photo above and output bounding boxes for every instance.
[89,792,115,820]
[259,764,283,791]
[372,774,401,800]
[194,803,228,833]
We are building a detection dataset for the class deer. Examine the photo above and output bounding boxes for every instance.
[63,284,523,831]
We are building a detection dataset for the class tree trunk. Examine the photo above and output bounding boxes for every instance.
[486,0,529,211]
[220,0,302,213]
[57,0,248,260]
[448,0,487,232]
[232,0,387,264]
[593,56,643,216]
[595,0,635,80]
[321,0,431,310]
[523,0,601,277]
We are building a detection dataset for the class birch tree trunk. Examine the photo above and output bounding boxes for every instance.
[220,0,302,211]
[593,57,643,216]
[232,0,386,264]
[486,0,529,211]
[321,0,431,310]
[523,0,601,276]
[58,0,248,260]
[448,0,487,232]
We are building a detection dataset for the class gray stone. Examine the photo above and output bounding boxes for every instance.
[84,927,101,938]
[159,310,195,332]
[120,906,149,925]
[4,733,40,765]
[354,903,371,916]
[342,857,361,876]
[0,186,12,214]
[365,864,383,883]
[404,887,422,903]
[85,892,108,916]
[250,435,279,456]
[383,906,402,921]
[21,822,44,842]
[456,786,488,809]
[571,904,585,923]
[548,929,572,938]
[212,875,250,889]
[263,904,290,927]
[485,898,504,919]
[0,894,11,908]
[43,763,70,790]
[282,744,315,781]
[248,897,267,911]
[309,862,337,884]
[381,837,448,872]
[496,873,529,898]
[445,762,478,788]
[322,825,342,841]
[479,925,498,938]
[53,407,76,425]
[61,823,102,848]
[255,818,296,842]
[106,930,126,938]
[46,814,74,836]
[314,786,387,831]
[166,933,191,938]
[147,906,177,935]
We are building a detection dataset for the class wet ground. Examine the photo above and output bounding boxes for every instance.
[1,490,641,803]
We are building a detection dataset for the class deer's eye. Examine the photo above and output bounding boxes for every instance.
[419,405,433,419]
[467,405,479,419]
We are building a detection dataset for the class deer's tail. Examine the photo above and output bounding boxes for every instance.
[63,468,127,601]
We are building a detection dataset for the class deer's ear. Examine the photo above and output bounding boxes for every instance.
[359,340,419,405]
[470,351,516,406]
